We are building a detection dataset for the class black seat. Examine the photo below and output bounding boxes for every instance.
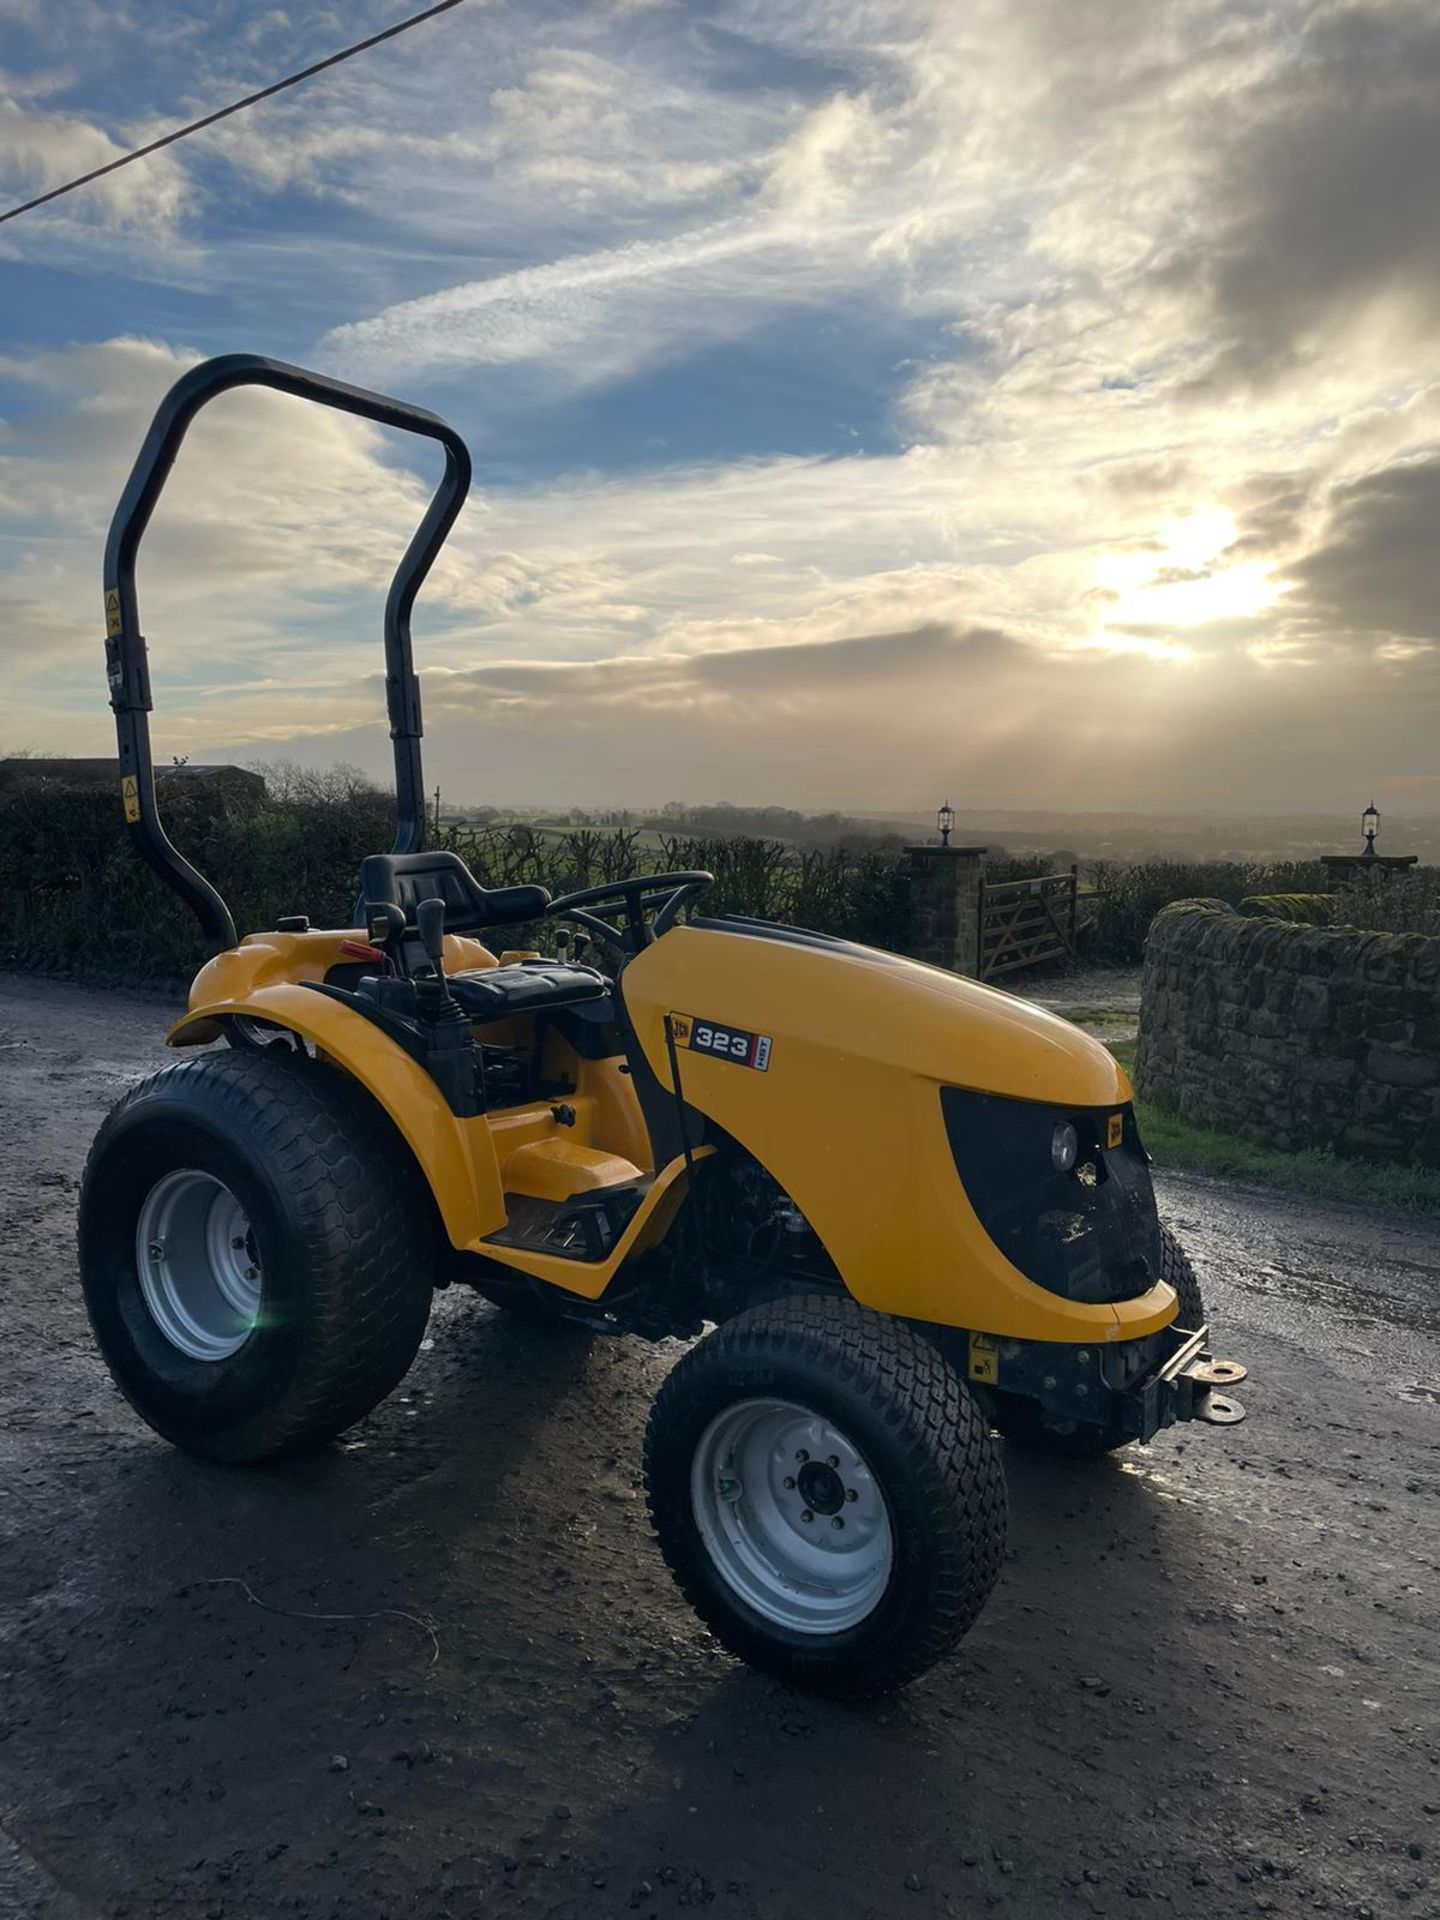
[446,960,608,1023]
[358,850,549,934]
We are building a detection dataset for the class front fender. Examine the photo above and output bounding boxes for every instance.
[169,984,504,1248]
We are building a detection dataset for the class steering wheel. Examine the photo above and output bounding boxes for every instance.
[546,871,713,955]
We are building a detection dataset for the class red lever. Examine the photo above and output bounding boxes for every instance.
[339,938,387,962]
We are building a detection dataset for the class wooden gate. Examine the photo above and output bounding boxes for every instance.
[977,867,1081,980]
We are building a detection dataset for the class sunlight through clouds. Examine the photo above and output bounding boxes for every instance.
[1,1,1438,809]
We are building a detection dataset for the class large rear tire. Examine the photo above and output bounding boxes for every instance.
[993,1224,1206,1458]
[644,1297,1007,1695]
[78,1048,433,1463]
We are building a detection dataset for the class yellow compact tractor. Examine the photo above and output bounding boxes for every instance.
[80,355,1247,1694]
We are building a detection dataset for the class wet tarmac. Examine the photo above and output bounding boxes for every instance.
[0,972,1435,1920]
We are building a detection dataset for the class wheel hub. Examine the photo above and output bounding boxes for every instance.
[796,1459,845,1516]
[135,1169,262,1362]
[690,1398,894,1635]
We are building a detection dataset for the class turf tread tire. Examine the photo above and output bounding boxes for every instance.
[644,1296,1007,1696]
[79,1047,433,1463]
[1160,1225,1204,1330]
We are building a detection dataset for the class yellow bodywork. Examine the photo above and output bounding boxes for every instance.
[169,920,1176,1342]
[168,927,687,1302]
[619,926,1176,1344]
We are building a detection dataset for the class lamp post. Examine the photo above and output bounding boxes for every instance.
[937,800,955,848]
[1361,800,1380,861]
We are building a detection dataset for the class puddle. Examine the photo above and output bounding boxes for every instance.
[1223,1261,1440,1338]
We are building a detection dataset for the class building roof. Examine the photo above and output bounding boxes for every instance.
[0,758,264,790]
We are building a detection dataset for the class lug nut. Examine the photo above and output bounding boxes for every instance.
[231,1236,246,1250]
[827,1455,840,1468]
[800,1509,814,1523]
[795,1449,809,1463]
[845,1488,858,1503]
[782,1476,796,1489]
[832,1517,844,1530]
[147,1243,163,1261]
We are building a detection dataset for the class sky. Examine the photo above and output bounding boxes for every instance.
[1,0,1438,815]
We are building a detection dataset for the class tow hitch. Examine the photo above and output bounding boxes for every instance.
[1129,1325,1248,1439]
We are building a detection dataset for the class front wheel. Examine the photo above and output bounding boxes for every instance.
[78,1048,434,1463]
[644,1297,1007,1695]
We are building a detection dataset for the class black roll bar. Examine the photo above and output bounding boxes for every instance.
[102,352,472,951]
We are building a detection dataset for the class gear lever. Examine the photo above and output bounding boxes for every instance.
[416,893,447,978]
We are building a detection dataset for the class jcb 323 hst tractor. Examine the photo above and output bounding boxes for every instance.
[80,356,1247,1695]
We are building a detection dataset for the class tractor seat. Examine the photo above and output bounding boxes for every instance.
[447,960,608,1023]
[358,849,550,935]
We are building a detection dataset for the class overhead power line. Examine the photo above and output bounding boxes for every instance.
[0,0,467,227]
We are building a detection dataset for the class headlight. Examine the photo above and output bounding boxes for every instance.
[1050,1120,1079,1173]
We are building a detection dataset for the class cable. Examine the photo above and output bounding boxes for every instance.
[0,0,467,227]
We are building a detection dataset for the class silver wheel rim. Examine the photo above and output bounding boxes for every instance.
[135,1169,262,1362]
[690,1397,894,1635]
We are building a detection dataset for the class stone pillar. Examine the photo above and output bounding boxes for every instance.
[902,845,985,976]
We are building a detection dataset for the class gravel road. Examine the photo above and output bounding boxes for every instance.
[0,973,1435,1920]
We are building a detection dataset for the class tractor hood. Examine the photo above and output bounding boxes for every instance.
[628,917,1127,1108]
[619,917,1158,1339]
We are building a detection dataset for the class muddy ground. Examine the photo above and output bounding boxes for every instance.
[0,972,1436,1920]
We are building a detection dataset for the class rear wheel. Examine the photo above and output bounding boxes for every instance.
[993,1225,1205,1458]
[644,1297,1007,1695]
[79,1048,433,1463]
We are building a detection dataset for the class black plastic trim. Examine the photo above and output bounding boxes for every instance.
[941,1086,1161,1304]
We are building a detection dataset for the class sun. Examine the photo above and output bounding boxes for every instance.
[1095,508,1283,646]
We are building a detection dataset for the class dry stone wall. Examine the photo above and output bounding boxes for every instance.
[1136,899,1440,1169]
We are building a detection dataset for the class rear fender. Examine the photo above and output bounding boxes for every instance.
[168,984,504,1247]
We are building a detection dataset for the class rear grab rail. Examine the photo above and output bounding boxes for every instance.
[103,352,472,951]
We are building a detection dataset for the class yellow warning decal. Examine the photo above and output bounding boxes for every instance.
[121,775,140,824]
[1107,1113,1124,1149]
[668,1014,691,1043]
[967,1331,999,1385]
[104,588,122,637]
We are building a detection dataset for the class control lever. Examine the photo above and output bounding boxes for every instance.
[411,892,482,1117]
[416,894,448,979]
[365,898,407,967]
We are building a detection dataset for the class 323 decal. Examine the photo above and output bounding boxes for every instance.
[669,1013,772,1072]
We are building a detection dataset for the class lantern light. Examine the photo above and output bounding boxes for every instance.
[1361,801,1380,859]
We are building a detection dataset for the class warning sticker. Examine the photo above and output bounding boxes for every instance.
[104,588,122,637]
[1107,1112,1124,1149]
[121,775,140,824]
[967,1331,999,1385]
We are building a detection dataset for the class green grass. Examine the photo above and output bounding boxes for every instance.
[1102,1039,1440,1214]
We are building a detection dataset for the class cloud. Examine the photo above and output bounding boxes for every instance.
[5,5,1440,818]
[322,84,901,390]
[1291,453,1440,643]
[213,601,1438,816]
[1176,2,1440,386]
[0,92,190,237]
[324,216,796,387]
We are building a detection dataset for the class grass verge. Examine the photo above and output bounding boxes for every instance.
[1105,1040,1440,1215]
